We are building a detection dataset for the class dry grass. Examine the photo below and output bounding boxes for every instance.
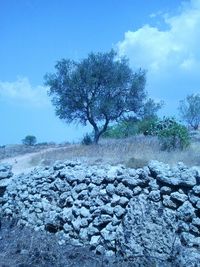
[0,218,113,267]
[0,218,173,267]
[29,135,200,168]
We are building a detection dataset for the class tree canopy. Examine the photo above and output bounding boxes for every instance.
[22,135,37,146]
[179,93,200,130]
[138,98,164,120]
[44,50,147,143]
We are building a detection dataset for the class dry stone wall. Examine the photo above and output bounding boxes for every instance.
[0,164,13,196]
[0,160,200,266]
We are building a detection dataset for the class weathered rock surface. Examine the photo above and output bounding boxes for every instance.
[0,163,13,194]
[0,160,200,266]
[116,194,178,258]
[149,161,197,187]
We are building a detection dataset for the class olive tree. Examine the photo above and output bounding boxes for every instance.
[22,135,37,146]
[138,98,164,120]
[44,50,146,144]
[179,93,200,130]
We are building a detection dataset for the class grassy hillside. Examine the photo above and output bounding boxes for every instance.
[29,135,200,169]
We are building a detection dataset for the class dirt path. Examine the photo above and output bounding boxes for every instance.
[0,147,64,175]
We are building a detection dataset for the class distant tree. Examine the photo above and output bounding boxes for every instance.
[138,98,164,120]
[44,50,147,144]
[179,93,200,130]
[22,135,37,146]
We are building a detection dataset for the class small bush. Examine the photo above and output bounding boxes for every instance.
[103,117,159,139]
[157,118,190,151]
[103,119,138,139]
[81,133,93,145]
[137,118,158,135]
[138,117,191,151]
[22,135,37,146]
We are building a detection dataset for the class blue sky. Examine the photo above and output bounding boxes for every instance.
[0,0,199,144]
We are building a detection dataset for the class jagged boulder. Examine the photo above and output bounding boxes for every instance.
[116,194,178,260]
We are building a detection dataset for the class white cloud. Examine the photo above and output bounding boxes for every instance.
[117,0,200,114]
[0,77,50,107]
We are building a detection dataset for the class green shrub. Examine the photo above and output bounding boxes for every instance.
[81,133,93,145]
[102,125,120,138]
[151,117,177,134]
[137,118,158,135]
[102,117,190,151]
[156,118,190,151]
[103,119,138,139]
[22,135,37,146]
[138,117,190,151]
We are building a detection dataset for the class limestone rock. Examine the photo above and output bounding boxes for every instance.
[160,186,172,194]
[116,194,179,260]
[106,184,115,196]
[132,186,142,196]
[193,185,200,195]
[101,228,116,242]
[115,183,132,198]
[0,164,13,179]
[93,215,112,227]
[162,195,177,209]
[100,204,113,215]
[148,190,161,202]
[90,235,101,247]
[80,207,90,218]
[113,205,125,218]
[170,191,188,203]
[177,201,195,222]
[149,160,197,187]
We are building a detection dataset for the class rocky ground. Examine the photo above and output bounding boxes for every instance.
[0,160,200,266]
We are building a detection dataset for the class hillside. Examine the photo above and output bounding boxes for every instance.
[1,135,200,176]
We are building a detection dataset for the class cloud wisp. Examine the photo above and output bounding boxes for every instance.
[117,0,200,111]
[0,77,50,107]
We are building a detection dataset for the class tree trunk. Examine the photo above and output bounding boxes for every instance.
[94,130,100,144]
[87,111,109,144]
[94,126,110,144]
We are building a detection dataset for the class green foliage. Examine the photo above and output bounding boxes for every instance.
[179,93,200,130]
[136,117,190,151]
[103,117,159,138]
[81,133,93,145]
[22,135,37,146]
[137,118,158,135]
[102,119,139,139]
[44,50,146,144]
[138,98,164,120]
[103,114,167,139]
[102,117,190,152]
[156,118,190,151]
